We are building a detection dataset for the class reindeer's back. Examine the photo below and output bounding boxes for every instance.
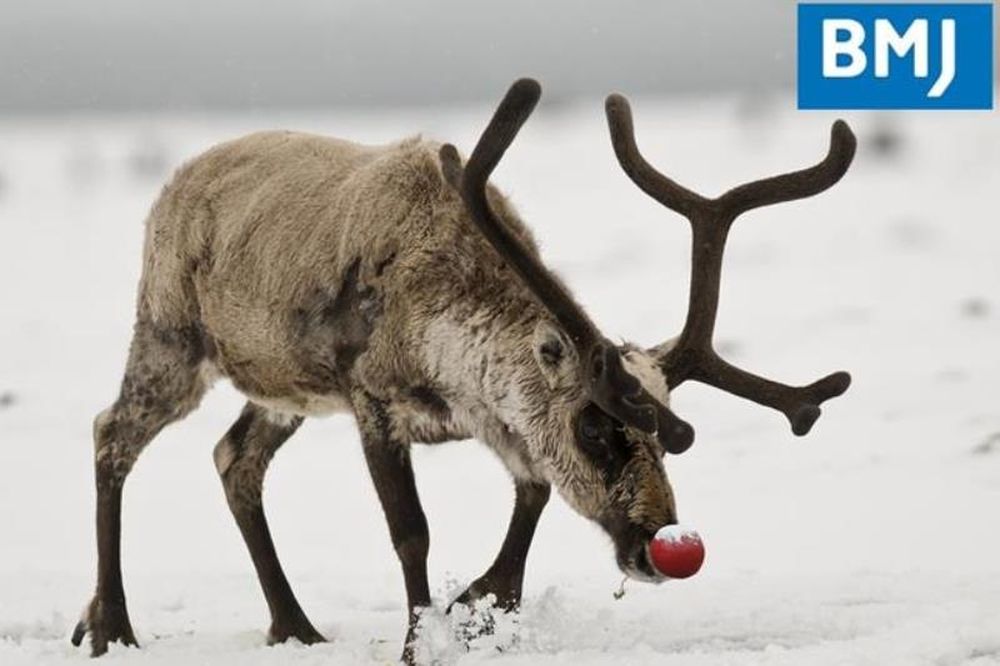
[135,129,538,408]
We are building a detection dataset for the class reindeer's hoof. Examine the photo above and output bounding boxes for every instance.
[267,618,326,646]
[448,585,520,643]
[448,577,519,615]
[401,626,422,666]
[71,597,139,656]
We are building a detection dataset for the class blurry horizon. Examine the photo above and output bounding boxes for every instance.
[2,0,798,114]
[6,0,995,116]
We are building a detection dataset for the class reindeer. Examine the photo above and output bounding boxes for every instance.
[71,79,855,663]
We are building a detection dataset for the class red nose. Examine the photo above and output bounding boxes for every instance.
[648,525,705,579]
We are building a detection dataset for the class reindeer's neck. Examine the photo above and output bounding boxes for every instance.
[420,306,548,435]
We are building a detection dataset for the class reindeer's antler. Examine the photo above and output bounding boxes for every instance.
[605,94,854,436]
[440,79,597,351]
[440,79,695,453]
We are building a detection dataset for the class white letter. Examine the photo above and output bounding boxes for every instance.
[875,18,928,78]
[823,19,867,77]
[928,19,955,98]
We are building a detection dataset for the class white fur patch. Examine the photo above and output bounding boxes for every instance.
[197,360,222,388]
[422,316,481,393]
[261,408,301,428]
[213,439,237,476]
[422,315,542,480]
[247,393,351,419]
[622,349,671,405]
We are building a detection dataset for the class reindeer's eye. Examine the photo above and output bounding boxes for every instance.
[576,404,632,485]
[576,404,619,461]
[578,428,607,461]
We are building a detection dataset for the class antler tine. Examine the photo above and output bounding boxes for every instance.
[439,78,597,350]
[461,79,541,197]
[605,93,708,218]
[606,93,854,437]
[717,120,857,217]
[686,352,852,436]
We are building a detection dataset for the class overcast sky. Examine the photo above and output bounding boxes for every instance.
[0,0,991,113]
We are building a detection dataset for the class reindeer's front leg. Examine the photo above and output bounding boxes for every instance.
[450,480,549,612]
[353,392,430,665]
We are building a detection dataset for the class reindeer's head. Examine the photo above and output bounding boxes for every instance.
[440,79,855,580]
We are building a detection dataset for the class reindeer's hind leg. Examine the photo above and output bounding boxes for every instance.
[214,402,324,646]
[72,321,210,656]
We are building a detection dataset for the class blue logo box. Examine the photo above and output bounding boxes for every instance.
[798,3,994,109]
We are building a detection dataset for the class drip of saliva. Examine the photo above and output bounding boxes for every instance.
[612,576,629,600]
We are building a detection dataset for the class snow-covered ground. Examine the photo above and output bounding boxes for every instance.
[1,96,998,665]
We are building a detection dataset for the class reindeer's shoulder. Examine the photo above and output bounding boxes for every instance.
[343,136,449,203]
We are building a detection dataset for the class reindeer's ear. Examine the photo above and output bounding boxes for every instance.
[439,143,463,190]
[531,320,579,390]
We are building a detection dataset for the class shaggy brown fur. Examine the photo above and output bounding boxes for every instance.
[73,130,677,662]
